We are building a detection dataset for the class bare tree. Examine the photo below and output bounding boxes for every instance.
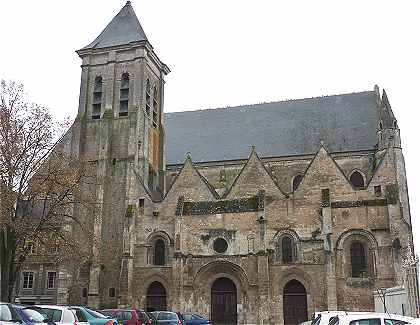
[0,80,96,302]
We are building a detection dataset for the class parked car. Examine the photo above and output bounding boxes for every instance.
[151,312,185,325]
[181,313,210,325]
[312,311,369,325]
[146,313,158,325]
[329,313,414,325]
[27,305,89,325]
[101,309,153,325]
[0,303,52,325]
[69,307,117,325]
[299,321,312,325]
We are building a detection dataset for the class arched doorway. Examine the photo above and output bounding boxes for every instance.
[283,279,308,325]
[146,281,167,312]
[211,277,237,325]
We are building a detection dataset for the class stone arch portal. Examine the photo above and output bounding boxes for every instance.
[211,277,237,325]
[146,281,167,312]
[283,279,308,325]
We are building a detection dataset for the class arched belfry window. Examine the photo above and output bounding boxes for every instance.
[119,73,129,117]
[145,79,151,116]
[350,170,365,189]
[292,174,303,192]
[154,239,165,266]
[282,236,293,263]
[350,241,367,277]
[152,86,159,128]
[92,77,102,119]
[277,234,297,264]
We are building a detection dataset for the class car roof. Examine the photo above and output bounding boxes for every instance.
[338,313,414,321]
[33,305,72,310]
[102,309,133,312]
[317,311,367,315]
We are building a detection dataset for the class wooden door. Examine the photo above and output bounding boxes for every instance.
[211,278,237,325]
[283,280,308,325]
[146,281,167,312]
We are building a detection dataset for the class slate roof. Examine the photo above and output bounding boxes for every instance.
[81,1,148,50]
[164,91,379,165]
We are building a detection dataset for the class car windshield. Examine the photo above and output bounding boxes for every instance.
[183,314,193,320]
[85,308,108,319]
[101,310,116,317]
[22,309,46,323]
[157,313,178,320]
[34,308,63,322]
[0,305,22,322]
[136,311,149,322]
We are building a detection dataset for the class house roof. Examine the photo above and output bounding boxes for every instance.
[164,91,379,165]
[80,1,148,50]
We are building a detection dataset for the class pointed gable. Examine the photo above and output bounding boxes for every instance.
[80,1,148,50]
[225,147,285,199]
[165,156,217,201]
[296,145,354,195]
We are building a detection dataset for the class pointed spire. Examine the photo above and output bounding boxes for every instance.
[80,1,148,50]
[379,89,396,129]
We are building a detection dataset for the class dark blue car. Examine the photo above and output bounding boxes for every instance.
[181,314,210,325]
[0,303,55,325]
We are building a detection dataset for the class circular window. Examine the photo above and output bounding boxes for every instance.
[213,238,228,253]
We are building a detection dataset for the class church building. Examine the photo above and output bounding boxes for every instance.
[17,2,419,324]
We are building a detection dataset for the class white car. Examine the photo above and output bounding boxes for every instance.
[329,312,414,325]
[312,311,368,325]
[27,305,89,325]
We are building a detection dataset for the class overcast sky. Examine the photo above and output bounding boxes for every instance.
[1,0,419,256]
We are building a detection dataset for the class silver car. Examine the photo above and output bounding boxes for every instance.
[28,305,89,325]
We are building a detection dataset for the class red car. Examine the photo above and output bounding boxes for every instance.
[101,310,153,325]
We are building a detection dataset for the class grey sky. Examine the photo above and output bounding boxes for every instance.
[1,0,419,255]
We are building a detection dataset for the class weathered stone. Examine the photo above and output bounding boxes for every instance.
[16,2,419,322]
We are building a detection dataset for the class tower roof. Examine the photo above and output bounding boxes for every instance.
[81,1,148,50]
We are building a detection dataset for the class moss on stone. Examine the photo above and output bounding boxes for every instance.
[103,109,113,119]
[125,204,134,218]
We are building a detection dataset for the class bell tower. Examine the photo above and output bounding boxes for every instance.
[72,1,170,308]
[76,0,170,194]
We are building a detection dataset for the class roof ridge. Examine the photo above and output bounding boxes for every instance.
[164,90,376,115]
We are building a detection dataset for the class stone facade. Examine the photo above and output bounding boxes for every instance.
[17,2,419,324]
